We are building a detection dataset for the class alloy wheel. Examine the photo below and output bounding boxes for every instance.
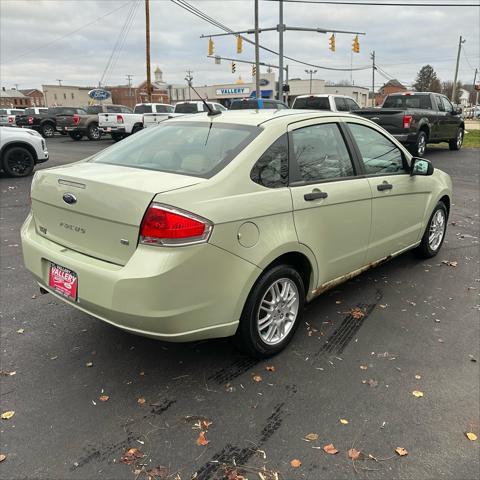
[457,129,463,149]
[5,149,34,176]
[417,134,426,156]
[428,209,446,251]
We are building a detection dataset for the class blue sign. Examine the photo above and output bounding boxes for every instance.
[249,90,273,99]
[88,89,111,101]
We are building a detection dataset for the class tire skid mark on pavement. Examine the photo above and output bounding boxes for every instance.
[193,402,286,479]
[207,357,260,385]
[70,399,176,471]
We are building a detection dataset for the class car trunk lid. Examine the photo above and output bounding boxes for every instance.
[31,162,203,265]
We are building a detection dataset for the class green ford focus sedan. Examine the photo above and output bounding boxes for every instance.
[21,110,452,357]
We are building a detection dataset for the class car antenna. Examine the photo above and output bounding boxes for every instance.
[189,84,221,117]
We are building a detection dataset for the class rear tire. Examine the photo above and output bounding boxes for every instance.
[415,201,448,258]
[2,146,35,177]
[234,265,305,358]
[69,132,83,141]
[132,124,143,134]
[111,133,124,142]
[410,130,428,157]
[41,123,55,138]
[449,127,463,151]
[87,123,101,141]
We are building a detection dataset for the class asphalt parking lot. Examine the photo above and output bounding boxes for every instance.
[1,136,479,480]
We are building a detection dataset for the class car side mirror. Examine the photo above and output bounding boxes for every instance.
[411,157,434,176]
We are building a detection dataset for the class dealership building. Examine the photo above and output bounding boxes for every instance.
[169,72,370,107]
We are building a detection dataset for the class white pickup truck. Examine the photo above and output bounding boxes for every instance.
[0,108,25,127]
[142,101,227,128]
[99,103,173,141]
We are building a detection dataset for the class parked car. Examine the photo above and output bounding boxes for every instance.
[173,101,227,114]
[142,104,177,128]
[98,103,172,141]
[292,94,360,112]
[0,126,48,177]
[354,92,465,156]
[229,98,289,110]
[0,108,25,127]
[57,104,132,141]
[21,110,452,357]
[16,106,87,138]
[23,107,48,116]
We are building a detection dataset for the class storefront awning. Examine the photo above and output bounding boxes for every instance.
[249,90,273,98]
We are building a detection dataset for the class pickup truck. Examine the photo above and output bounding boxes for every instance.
[99,103,173,141]
[354,92,465,156]
[292,94,360,112]
[0,108,25,127]
[56,104,132,141]
[16,106,87,138]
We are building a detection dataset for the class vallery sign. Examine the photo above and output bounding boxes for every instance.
[216,87,250,96]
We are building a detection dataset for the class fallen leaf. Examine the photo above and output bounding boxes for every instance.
[304,433,319,441]
[146,466,169,479]
[442,260,458,267]
[265,365,275,372]
[196,430,209,446]
[0,454,6,462]
[340,418,349,425]
[1,411,15,420]
[323,443,339,455]
[349,307,365,320]
[16,328,25,334]
[139,371,145,376]
[137,397,146,406]
[412,390,424,398]
[201,419,213,430]
[395,447,408,456]
[348,448,361,460]
[252,374,263,382]
[99,395,109,402]
[224,468,246,480]
[120,447,144,465]
[360,365,368,370]
[415,374,422,380]
[0,371,16,376]
[465,432,478,441]
[367,378,378,388]
[335,300,342,304]
[290,459,301,468]
[85,361,93,367]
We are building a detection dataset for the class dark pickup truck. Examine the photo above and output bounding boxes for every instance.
[56,104,132,141]
[354,92,464,156]
[16,106,87,138]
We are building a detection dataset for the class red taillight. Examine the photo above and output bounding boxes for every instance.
[73,114,80,125]
[28,116,34,124]
[8,116,13,123]
[116,114,124,124]
[403,115,413,129]
[139,204,212,246]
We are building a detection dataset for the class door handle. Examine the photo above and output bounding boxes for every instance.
[304,190,328,201]
[377,182,393,191]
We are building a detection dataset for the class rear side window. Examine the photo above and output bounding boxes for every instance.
[293,97,330,110]
[291,123,354,182]
[92,121,261,178]
[250,134,288,188]
[334,97,349,111]
[348,123,407,175]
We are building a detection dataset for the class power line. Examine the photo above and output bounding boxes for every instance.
[2,1,134,65]
[171,0,371,72]
[264,0,479,6]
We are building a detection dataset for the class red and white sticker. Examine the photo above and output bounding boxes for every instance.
[49,264,77,300]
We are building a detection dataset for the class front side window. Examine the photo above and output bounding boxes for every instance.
[346,98,360,111]
[348,123,407,175]
[250,134,288,188]
[435,95,445,112]
[441,96,453,113]
[92,121,260,178]
[291,123,354,182]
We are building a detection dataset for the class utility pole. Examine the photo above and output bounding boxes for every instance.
[14,83,19,90]
[185,70,193,101]
[278,0,284,101]
[56,79,62,86]
[254,0,260,100]
[370,51,376,107]
[145,0,152,103]
[452,35,465,104]
[471,68,477,106]
[305,69,317,94]
[126,74,133,98]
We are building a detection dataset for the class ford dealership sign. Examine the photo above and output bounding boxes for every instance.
[88,89,111,101]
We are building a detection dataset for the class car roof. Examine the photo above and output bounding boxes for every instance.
[294,94,353,99]
[168,109,361,127]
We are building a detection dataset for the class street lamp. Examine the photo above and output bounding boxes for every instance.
[305,69,317,94]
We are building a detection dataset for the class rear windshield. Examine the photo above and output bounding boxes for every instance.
[55,107,87,115]
[174,103,201,113]
[383,95,432,110]
[293,97,331,110]
[91,121,261,178]
[86,105,103,114]
[230,100,259,110]
[155,105,174,113]
[134,104,153,114]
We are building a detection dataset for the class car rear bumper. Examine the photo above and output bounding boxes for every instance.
[100,126,126,134]
[21,213,260,342]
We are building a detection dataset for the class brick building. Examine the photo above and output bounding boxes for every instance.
[0,87,31,108]
[375,79,407,106]
[20,89,45,107]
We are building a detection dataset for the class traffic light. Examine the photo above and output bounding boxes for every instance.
[252,65,257,77]
[352,35,360,53]
[329,33,336,52]
[236,36,243,54]
[231,62,236,74]
[208,37,214,56]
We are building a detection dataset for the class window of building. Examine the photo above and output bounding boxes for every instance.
[54,94,57,100]
[63,93,67,100]
[71,93,74,99]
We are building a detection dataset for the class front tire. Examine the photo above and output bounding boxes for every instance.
[2,146,35,177]
[410,131,428,157]
[415,201,448,258]
[41,123,55,138]
[234,265,305,358]
[449,127,463,151]
[111,133,124,142]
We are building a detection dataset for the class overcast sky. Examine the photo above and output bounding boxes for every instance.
[1,0,479,91]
